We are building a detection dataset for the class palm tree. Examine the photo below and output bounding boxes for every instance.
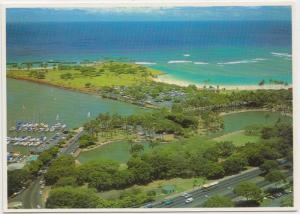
[128,138,135,150]
[41,62,48,72]
[26,62,33,71]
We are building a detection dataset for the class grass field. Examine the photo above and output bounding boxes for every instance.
[77,141,165,164]
[213,130,261,146]
[7,62,163,91]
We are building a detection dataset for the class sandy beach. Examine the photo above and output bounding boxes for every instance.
[153,75,292,90]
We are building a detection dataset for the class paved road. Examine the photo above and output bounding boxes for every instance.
[60,128,84,155]
[154,168,263,208]
[9,177,42,209]
[193,175,292,208]
[8,128,84,209]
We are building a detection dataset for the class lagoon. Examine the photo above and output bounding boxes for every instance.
[222,111,292,133]
[7,79,143,129]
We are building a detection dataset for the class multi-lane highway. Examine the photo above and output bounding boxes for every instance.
[153,168,262,208]
[153,168,292,208]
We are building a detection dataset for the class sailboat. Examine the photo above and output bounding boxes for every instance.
[56,114,60,121]
[87,112,91,118]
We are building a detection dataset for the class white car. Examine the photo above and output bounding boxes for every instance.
[185,197,194,204]
[182,192,192,198]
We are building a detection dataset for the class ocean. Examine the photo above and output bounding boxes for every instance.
[7,21,292,85]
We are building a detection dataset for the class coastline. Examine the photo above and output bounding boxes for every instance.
[7,76,98,96]
[153,75,292,90]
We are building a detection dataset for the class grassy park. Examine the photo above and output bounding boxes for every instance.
[7,61,162,92]
[213,130,261,146]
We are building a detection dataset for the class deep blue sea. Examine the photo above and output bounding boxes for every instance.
[7,21,292,85]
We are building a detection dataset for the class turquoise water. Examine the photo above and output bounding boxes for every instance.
[7,79,143,129]
[149,47,292,85]
[7,21,292,85]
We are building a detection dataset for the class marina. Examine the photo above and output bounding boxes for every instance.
[7,120,69,159]
[7,136,47,147]
[9,122,67,132]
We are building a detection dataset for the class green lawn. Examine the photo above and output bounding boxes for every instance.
[180,135,218,150]
[213,130,260,146]
[77,141,164,164]
[7,62,162,90]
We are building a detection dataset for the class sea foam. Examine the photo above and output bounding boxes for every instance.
[271,52,292,58]
[168,60,192,64]
[135,62,157,65]
[217,58,266,65]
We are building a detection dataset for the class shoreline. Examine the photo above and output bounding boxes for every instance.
[153,75,292,90]
[219,108,292,117]
[80,140,119,153]
[219,108,270,116]
[7,76,99,96]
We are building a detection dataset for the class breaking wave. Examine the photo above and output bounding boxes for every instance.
[135,62,157,65]
[271,52,292,58]
[168,60,193,64]
[217,58,266,65]
[194,61,209,65]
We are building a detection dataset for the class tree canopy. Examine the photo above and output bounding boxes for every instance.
[234,182,263,203]
[203,195,234,207]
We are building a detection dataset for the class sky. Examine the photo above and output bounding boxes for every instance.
[6,6,291,23]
